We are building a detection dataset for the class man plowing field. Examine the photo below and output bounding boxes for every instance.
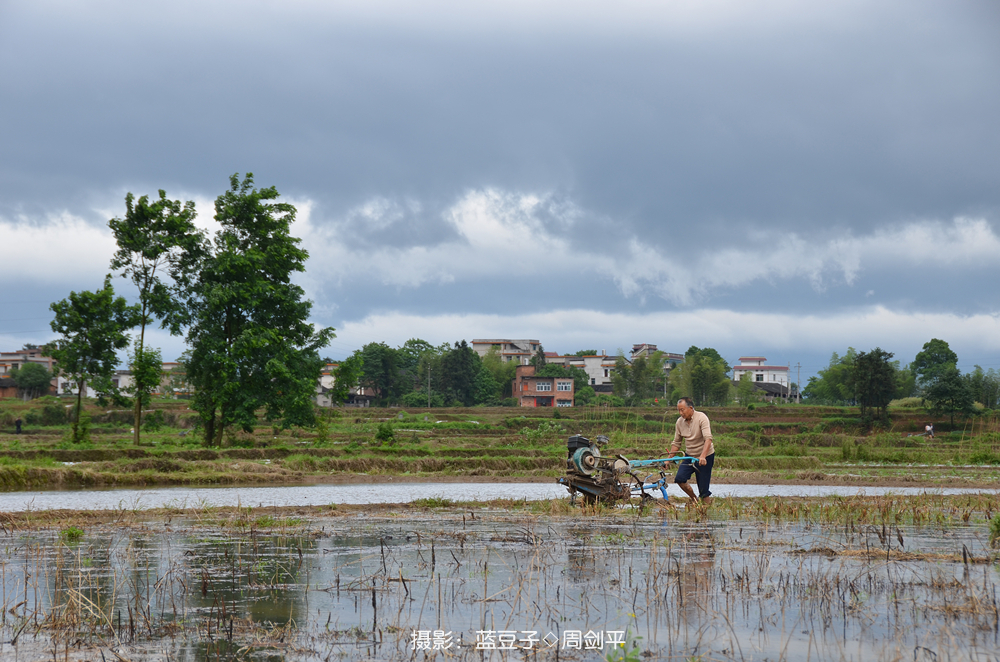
[558,397,716,507]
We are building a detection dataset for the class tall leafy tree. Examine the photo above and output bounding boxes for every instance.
[184,174,335,445]
[850,347,896,424]
[965,365,1000,409]
[802,349,857,404]
[925,364,974,424]
[481,346,517,398]
[397,338,436,393]
[912,338,959,391]
[613,351,665,405]
[669,348,731,406]
[109,189,205,444]
[359,342,399,403]
[11,363,53,401]
[47,276,140,441]
[440,340,479,406]
[330,354,364,405]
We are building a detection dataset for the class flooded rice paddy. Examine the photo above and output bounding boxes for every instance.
[1,482,998,512]
[0,502,997,661]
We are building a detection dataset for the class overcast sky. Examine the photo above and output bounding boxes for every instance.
[2,0,999,380]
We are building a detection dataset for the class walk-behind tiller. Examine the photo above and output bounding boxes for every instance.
[557,434,698,507]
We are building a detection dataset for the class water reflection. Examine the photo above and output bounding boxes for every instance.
[0,482,997,512]
[0,513,997,661]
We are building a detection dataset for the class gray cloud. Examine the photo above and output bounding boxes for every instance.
[1,0,999,375]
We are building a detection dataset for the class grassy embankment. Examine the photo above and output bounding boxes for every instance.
[0,396,998,489]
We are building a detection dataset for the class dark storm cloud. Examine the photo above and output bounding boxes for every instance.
[2,0,1000,366]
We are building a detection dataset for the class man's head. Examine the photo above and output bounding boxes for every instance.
[677,397,695,421]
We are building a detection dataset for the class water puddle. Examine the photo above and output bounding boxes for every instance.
[0,482,997,512]
[0,511,996,661]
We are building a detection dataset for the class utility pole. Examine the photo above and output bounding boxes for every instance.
[795,362,801,404]
[427,366,432,409]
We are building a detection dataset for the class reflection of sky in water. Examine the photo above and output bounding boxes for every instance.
[0,482,997,512]
[1,514,996,661]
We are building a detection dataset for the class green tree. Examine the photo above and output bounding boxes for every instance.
[330,354,364,405]
[894,361,917,399]
[573,349,598,357]
[47,276,139,441]
[440,340,479,406]
[124,342,163,413]
[11,362,53,401]
[473,367,501,405]
[109,189,205,445]
[530,345,547,368]
[184,174,335,445]
[802,349,857,404]
[965,365,1000,409]
[359,342,399,404]
[574,385,596,406]
[736,372,758,405]
[481,346,518,398]
[397,338,436,393]
[612,351,664,405]
[912,338,959,392]
[669,348,731,406]
[850,347,896,425]
[925,364,974,425]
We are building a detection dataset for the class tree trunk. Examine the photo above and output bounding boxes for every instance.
[133,309,146,446]
[73,381,84,443]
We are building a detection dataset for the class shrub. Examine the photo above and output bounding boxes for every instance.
[142,409,165,432]
[25,398,68,426]
[991,516,1000,549]
[374,422,395,444]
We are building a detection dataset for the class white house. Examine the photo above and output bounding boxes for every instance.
[471,339,541,365]
[565,353,617,387]
[732,356,789,386]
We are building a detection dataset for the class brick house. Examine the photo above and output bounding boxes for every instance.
[512,364,574,407]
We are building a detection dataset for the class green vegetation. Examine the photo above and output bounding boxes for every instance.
[59,525,84,542]
[2,400,1000,489]
[47,275,138,442]
[109,188,204,446]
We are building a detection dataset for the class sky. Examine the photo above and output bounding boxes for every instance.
[2,0,999,382]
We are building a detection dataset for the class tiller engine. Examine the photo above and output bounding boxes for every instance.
[557,434,698,506]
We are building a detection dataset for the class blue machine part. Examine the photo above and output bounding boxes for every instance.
[628,455,699,468]
[628,456,700,502]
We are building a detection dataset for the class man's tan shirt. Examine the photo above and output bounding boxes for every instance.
[672,410,715,458]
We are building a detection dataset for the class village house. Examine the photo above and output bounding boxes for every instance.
[731,356,793,401]
[471,339,541,365]
[512,364,574,407]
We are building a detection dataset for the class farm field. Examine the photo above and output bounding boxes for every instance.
[0,495,998,661]
[1,398,999,491]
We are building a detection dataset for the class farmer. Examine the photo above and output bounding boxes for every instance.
[15,417,22,434]
[667,397,715,505]
[925,423,934,439]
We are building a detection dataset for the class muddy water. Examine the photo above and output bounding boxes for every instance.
[0,482,997,512]
[0,511,997,661]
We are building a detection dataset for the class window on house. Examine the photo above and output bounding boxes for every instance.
[756,374,764,382]
[536,381,551,391]
[557,381,571,391]
[604,369,609,377]
[556,400,572,407]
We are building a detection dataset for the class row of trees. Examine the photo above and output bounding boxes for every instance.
[802,338,993,424]
[47,174,332,444]
[333,341,596,407]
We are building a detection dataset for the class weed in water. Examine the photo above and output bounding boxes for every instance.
[59,525,84,542]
